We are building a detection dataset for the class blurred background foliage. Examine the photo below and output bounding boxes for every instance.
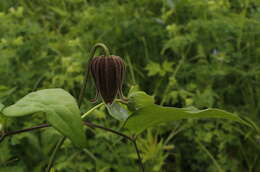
[0,0,260,171]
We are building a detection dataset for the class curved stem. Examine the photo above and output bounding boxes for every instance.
[0,124,50,142]
[0,121,145,172]
[84,121,133,140]
[81,102,104,119]
[45,137,66,172]
[81,99,126,119]
[91,43,110,57]
[133,139,145,172]
[78,43,110,107]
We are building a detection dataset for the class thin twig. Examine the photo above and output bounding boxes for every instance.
[0,122,132,142]
[133,139,145,172]
[0,121,145,172]
[84,121,145,172]
[197,140,223,172]
[45,137,66,172]
[0,124,50,142]
[84,121,133,141]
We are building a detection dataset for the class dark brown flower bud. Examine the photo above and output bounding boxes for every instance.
[89,55,126,104]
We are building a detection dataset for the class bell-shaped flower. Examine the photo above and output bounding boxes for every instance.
[89,55,126,104]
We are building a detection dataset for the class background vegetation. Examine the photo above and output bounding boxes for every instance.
[0,0,260,171]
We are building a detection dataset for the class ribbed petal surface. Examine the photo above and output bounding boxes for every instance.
[90,55,125,104]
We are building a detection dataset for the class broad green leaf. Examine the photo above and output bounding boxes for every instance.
[2,88,86,148]
[125,104,252,135]
[106,102,129,121]
[127,91,154,111]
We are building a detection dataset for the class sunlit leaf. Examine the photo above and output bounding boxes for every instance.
[145,62,162,76]
[2,88,86,148]
[106,102,129,121]
[125,104,252,135]
[127,91,154,111]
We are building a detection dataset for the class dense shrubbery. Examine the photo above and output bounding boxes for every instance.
[0,0,260,171]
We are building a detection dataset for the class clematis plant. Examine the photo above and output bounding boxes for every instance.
[0,43,255,172]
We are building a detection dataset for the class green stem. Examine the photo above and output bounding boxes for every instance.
[160,54,186,105]
[45,137,66,172]
[197,140,223,172]
[1,120,145,172]
[133,139,145,172]
[81,103,104,119]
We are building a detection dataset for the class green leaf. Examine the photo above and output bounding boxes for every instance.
[127,91,154,111]
[2,88,86,148]
[106,102,129,121]
[125,104,252,135]
[162,61,174,73]
[145,62,162,76]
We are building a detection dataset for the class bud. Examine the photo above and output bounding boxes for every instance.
[89,55,126,104]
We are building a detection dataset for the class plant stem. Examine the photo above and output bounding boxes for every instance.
[1,121,132,142]
[197,140,223,172]
[0,124,50,142]
[84,121,145,172]
[0,121,145,172]
[133,139,145,172]
[84,121,132,141]
[160,53,186,105]
[45,137,66,172]
[81,103,104,119]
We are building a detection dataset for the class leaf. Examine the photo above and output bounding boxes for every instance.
[49,6,68,17]
[0,103,4,112]
[145,62,162,76]
[106,102,129,121]
[127,91,154,111]
[162,61,174,73]
[125,104,252,135]
[2,88,86,148]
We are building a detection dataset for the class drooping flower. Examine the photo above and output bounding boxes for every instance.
[89,55,126,104]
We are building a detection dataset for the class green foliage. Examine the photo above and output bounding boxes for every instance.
[105,102,129,121]
[126,92,251,134]
[2,89,86,148]
[0,0,260,171]
[127,91,154,111]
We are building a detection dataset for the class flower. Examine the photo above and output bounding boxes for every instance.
[89,55,126,104]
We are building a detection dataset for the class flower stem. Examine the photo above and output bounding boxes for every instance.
[81,102,104,119]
